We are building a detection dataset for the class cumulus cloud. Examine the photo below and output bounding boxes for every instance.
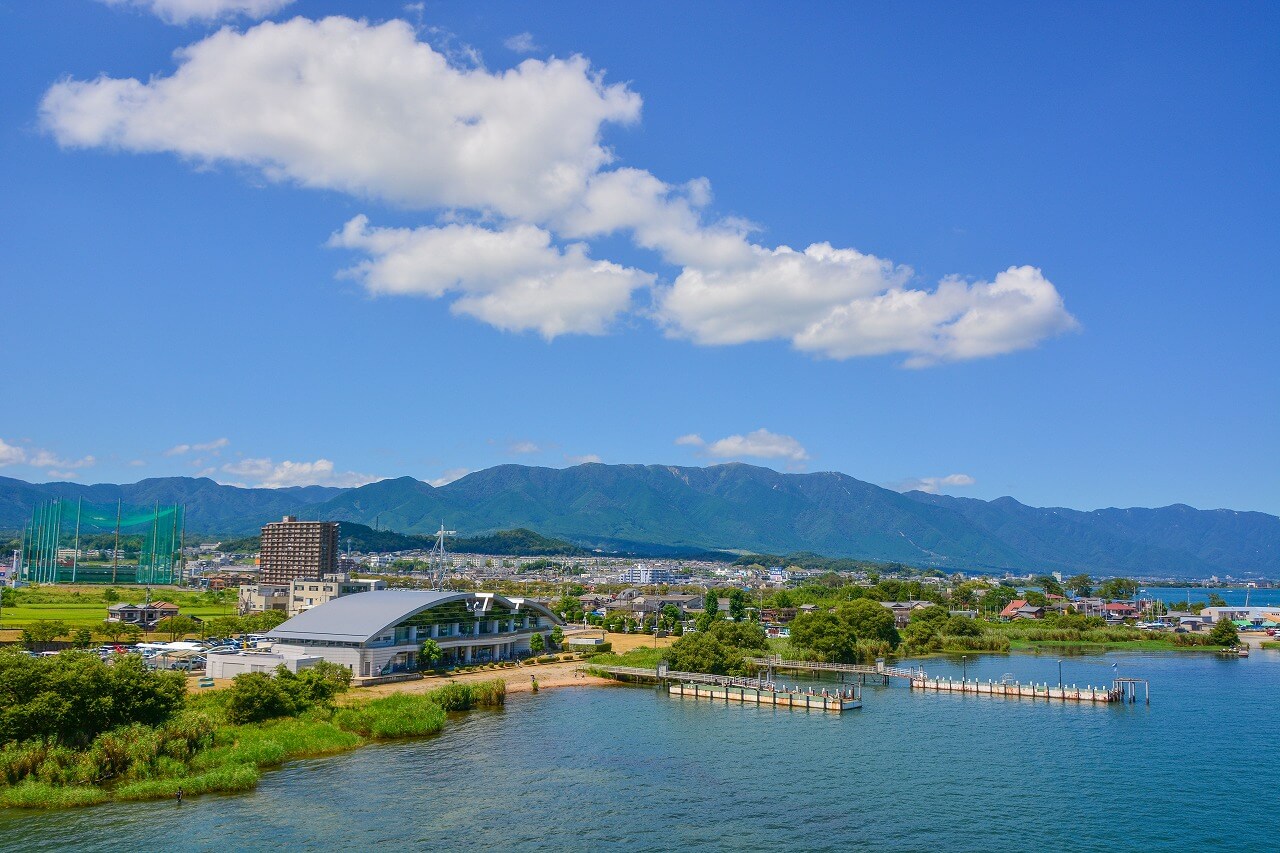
[40,17,640,221]
[702,429,808,463]
[508,441,541,455]
[0,438,26,467]
[674,434,705,447]
[330,217,653,338]
[895,473,976,494]
[221,457,379,488]
[30,450,96,470]
[565,453,602,465]
[41,14,1077,364]
[164,437,229,456]
[99,0,294,25]
[428,467,470,487]
[503,32,539,53]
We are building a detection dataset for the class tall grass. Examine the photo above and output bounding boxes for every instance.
[334,695,447,738]
[0,780,109,809]
[113,763,260,801]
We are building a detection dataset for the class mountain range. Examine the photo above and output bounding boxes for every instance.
[2,464,1277,578]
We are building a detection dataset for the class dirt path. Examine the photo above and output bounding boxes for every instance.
[355,658,613,698]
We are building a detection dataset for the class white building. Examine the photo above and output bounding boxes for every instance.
[209,589,562,681]
[620,564,673,585]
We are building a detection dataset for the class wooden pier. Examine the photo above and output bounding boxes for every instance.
[669,681,861,712]
[745,656,917,685]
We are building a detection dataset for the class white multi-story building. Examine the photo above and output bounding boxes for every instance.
[620,564,673,585]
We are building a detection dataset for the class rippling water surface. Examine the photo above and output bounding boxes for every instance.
[2,650,1275,852]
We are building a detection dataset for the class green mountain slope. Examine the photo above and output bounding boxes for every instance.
[2,465,1276,576]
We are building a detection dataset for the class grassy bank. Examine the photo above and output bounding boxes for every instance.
[0,679,506,810]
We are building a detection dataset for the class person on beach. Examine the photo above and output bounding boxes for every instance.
[176,787,183,804]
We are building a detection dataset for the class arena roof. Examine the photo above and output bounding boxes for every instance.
[267,589,560,644]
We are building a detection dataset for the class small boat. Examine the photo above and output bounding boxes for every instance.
[1237,646,1250,657]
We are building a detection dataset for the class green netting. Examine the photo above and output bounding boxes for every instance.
[19,498,185,585]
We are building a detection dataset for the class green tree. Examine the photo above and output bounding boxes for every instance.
[666,632,740,675]
[1024,591,1049,608]
[155,615,197,641]
[1207,593,1228,608]
[1098,578,1139,600]
[703,590,720,621]
[1209,619,1239,647]
[102,587,120,605]
[205,615,245,639]
[1065,574,1093,597]
[728,589,749,622]
[71,627,94,649]
[0,650,184,747]
[839,599,900,646]
[789,610,855,662]
[660,604,682,631]
[95,620,128,644]
[773,589,794,609]
[225,672,296,724]
[418,638,443,668]
[983,585,1020,616]
[20,619,68,651]
[550,625,564,647]
[529,632,545,654]
[1035,575,1065,597]
[944,615,983,637]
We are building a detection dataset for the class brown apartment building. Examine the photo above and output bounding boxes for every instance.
[259,516,339,586]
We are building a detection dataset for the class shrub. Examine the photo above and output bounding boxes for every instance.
[224,673,296,724]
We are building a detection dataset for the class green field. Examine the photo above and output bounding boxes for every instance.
[0,584,235,634]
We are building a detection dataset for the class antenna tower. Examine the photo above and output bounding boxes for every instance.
[429,521,456,590]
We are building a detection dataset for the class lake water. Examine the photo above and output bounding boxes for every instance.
[1140,586,1280,608]
[2,649,1276,852]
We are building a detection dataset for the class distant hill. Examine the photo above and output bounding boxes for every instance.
[2,464,1277,577]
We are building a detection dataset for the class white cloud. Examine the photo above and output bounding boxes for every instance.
[503,32,539,54]
[508,441,541,455]
[220,457,378,488]
[41,17,641,221]
[164,437,229,456]
[674,433,705,447]
[99,0,294,25]
[30,450,96,470]
[41,15,1077,365]
[1,439,96,471]
[330,217,653,338]
[565,453,602,465]
[428,467,470,487]
[702,429,808,463]
[0,438,26,467]
[45,470,80,481]
[128,459,147,467]
[896,473,976,494]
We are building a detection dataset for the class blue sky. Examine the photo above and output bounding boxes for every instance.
[1,0,1277,514]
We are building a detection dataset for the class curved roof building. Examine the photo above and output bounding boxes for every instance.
[240,589,563,680]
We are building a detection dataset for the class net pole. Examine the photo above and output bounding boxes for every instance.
[149,502,159,586]
[168,504,178,585]
[72,497,82,583]
[53,499,62,584]
[179,504,187,585]
[113,498,121,585]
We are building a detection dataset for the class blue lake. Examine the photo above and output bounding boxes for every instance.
[1,648,1276,852]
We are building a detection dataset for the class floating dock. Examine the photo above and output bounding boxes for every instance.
[668,680,862,712]
[909,675,1149,704]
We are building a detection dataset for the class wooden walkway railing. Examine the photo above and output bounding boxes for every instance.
[745,656,917,680]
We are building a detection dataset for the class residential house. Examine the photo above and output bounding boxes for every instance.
[106,601,180,628]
